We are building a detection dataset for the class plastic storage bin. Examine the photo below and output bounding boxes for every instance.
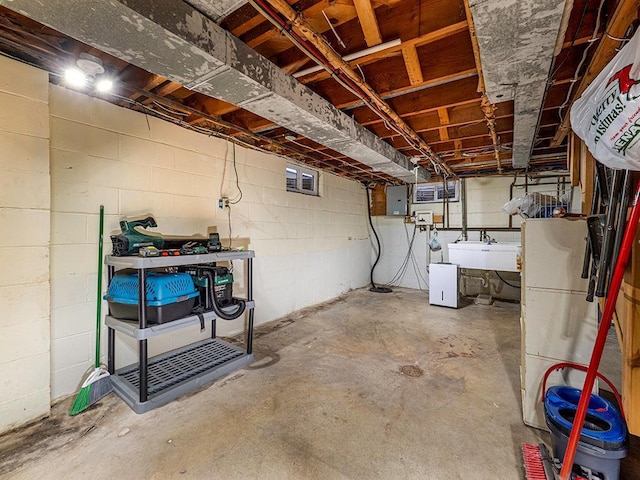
[544,386,627,480]
[105,272,199,324]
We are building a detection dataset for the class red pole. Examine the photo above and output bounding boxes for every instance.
[559,177,640,480]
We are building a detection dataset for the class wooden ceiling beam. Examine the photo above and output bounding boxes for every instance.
[338,68,477,110]
[353,0,382,46]
[234,0,400,44]
[244,0,375,51]
[437,107,450,141]
[295,21,468,84]
[128,74,166,102]
[463,0,502,173]
[552,0,639,146]
[225,69,480,136]
[402,44,423,85]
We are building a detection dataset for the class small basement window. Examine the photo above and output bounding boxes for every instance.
[286,164,319,196]
[414,180,459,203]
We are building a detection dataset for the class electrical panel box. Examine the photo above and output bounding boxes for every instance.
[386,185,407,216]
[429,263,459,308]
[415,211,433,226]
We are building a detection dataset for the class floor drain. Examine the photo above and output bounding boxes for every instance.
[400,365,424,377]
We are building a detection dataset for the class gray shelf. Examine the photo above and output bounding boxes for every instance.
[111,338,253,414]
[105,250,254,269]
[106,249,255,413]
[105,300,255,339]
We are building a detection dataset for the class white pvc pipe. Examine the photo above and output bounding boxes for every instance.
[293,38,401,78]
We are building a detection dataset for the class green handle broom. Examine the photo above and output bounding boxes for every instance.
[70,205,112,415]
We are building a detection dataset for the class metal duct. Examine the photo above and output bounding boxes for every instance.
[1,0,429,183]
[468,0,568,168]
[182,0,248,23]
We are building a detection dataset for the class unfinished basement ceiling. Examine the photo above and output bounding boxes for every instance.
[0,0,631,183]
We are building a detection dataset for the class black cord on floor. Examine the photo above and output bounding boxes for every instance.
[495,270,521,289]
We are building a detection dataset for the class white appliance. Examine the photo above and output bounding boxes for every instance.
[520,218,598,429]
[448,241,521,272]
[429,263,459,308]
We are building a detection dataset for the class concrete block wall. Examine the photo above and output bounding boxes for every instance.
[0,56,51,432]
[372,176,523,292]
[48,84,370,400]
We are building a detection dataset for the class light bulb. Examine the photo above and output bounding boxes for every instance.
[64,67,87,88]
[96,77,113,93]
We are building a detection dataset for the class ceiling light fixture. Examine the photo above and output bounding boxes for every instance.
[64,67,87,88]
[76,52,104,76]
[65,52,111,92]
[95,77,113,93]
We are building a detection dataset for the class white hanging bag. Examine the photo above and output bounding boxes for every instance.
[571,30,640,170]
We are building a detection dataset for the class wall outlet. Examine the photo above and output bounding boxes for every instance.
[218,197,229,209]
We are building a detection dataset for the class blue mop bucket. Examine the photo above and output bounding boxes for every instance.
[542,363,628,480]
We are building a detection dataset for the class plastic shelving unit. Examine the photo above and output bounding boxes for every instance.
[105,251,255,413]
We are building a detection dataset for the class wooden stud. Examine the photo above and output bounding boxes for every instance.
[568,132,581,187]
[371,184,387,216]
[454,139,463,157]
[353,0,383,46]
[439,127,450,141]
[579,143,595,214]
[128,74,165,102]
[437,108,450,125]
[402,44,423,85]
[295,21,469,84]
[621,226,640,436]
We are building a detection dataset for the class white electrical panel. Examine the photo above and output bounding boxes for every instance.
[415,211,433,226]
[429,263,459,308]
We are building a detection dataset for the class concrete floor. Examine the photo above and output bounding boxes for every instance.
[0,288,627,479]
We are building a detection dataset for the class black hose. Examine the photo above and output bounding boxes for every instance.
[494,270,521,289]
[365,185,392,293]
[202,270,246,320]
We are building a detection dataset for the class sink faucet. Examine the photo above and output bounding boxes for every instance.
[480,230,496,244]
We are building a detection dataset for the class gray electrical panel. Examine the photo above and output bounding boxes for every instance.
[386,185,407,216]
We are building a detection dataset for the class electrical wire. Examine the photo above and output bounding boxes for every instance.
[550,0,591,78]
[249,0,449,175]
[383,223,424,288]
[1,48,388,186]
[557,0,607,125]
[406,223,428,289]
[227,204,233,249]
[229,142,243,204]
[494,270,521,289]
[0,26,404,185]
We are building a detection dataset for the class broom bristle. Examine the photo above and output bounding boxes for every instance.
[69,385,91,416]
[522,443,550,480]
[69,373,112,416]
[88,376,113,404]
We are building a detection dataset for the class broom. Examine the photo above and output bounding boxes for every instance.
[70,205,112,415]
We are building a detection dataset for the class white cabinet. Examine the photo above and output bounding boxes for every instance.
[520,218,597,429]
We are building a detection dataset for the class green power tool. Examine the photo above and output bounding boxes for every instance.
[110,215,220,256]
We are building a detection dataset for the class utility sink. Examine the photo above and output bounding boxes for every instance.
[448,241,521,272]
